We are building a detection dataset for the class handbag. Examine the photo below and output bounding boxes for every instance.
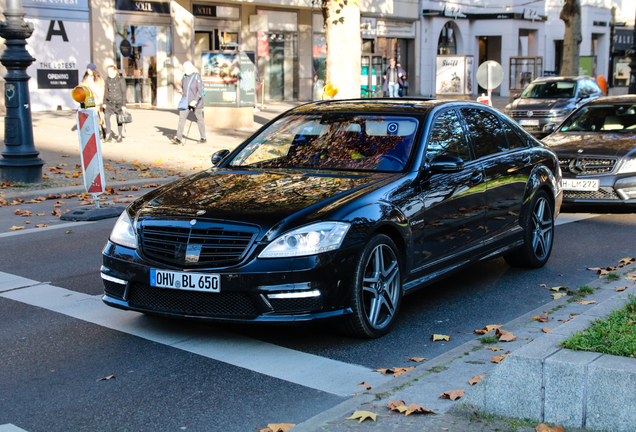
[117,111,133,124]
[178,74,195,110]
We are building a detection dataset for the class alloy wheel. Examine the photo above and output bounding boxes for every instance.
[531,196,553,260]
[361,243,401,330]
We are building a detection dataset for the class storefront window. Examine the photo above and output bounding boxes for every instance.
[115,25,172,106]
[438,22,456,55]
[257,10,298,101]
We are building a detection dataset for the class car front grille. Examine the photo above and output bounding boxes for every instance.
[563,187,620,201]
[269,297,323,313]
[559,157,616,175]
[127,282,259,318]
[511,110,551,118]
[140,220,258,268]
[103,280,126,300]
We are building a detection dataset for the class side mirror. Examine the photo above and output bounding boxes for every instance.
[543,124,557,134]
[428,154,464,173]
[577,94,590,101]
[211,149,230,166]
[513,94,521,100]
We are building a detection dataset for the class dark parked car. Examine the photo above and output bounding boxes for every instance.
[504,76,604,137]
[102,99,562,338]
[543,95,636,205]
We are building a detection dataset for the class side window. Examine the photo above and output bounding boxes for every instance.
[460,108,509,158]
[426,110,471,162]
[502,120,527,149]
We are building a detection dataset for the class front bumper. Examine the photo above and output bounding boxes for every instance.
[101,241,357,323]
[561,174,636,205]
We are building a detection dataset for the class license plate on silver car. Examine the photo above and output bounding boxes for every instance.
[562,179,599,191]
[519,119,539,126]
[150,269,220,292]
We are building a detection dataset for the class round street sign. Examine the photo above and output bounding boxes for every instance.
[120,39,132,57]
[476,61,504,90]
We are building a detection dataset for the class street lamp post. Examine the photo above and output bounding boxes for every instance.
[0,0,44,183]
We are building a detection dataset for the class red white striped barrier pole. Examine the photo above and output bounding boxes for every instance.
[76,109,105,208]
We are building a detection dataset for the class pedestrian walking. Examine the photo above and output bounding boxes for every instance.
[172,61,206,145]
[81,63,106,139]
[382,58,406,98]
[103,64,127,143]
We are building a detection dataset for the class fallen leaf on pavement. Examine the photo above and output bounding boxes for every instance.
[535,423,565,432]
[35,224,49,228]
[549,286,569,292]
[346,410,378,423]
[496,328,517,342]
[616,286,629,292]
[51,209,61,217]
[552,293,567,299]
[532,312,550,323]
[9,226,24,231]
[402,403,436,416]
[374,367,415,377]
[259,423,295,432]
[432,334,450,341]
[96,375,115,381]
[439,390,464,401]
[386,400,405,410]
[468,375,484,385]
[357,382,371,391]
[625,273,636,281]
[407,357,427,362]
[542,328,554,333]
[578,300,597,305]
[65,230,73,234]
[36,212,45,216]
[474,324,502,334]
[487,347,503,351]
[491,353,509,363]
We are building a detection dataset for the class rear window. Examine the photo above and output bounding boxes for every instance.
[229,114,420,172]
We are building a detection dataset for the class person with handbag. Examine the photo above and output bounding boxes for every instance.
[81,64,106,139]
[103,64,127,143]
[171,61,206,145]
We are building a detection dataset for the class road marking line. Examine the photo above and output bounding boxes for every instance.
[0,272,42,293]
[555,213,600,226]
[0,221,94,238]
[0,282,391,397]
[0,425,29,432]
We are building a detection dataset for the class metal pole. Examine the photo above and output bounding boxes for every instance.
[0,0,45,183]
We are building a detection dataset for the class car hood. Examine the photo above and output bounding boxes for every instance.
[134,168,396,235]
[543,132,636,158]
[509,98,571,111]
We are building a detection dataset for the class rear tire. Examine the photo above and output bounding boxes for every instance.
[504,190,554,268]
[340,234,402,338]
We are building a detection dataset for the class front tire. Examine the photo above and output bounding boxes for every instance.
[504,190,554,268]
[340,234,403,338]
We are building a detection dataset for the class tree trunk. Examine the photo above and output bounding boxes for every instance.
[322,0,361,99]
[560,0,582,77]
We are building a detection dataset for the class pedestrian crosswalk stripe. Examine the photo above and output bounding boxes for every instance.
[0,279,391,397]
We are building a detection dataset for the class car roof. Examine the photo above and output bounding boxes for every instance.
[531,76,591,84]
[576,95,636,106]
[287,98,495,114]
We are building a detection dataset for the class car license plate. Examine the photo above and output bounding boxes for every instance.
[150,269,220,293]
[519,119,540,126]
[562,179,599,191]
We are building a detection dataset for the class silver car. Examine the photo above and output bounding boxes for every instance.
[504,76,604,138]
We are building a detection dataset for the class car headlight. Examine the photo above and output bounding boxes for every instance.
[109,211,138,249]
[259,222,351,258]
[617,158,636,175]
[549,109,569,117]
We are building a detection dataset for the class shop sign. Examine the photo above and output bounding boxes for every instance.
[193,4,239,19]
[613,29,634,52]
[37,69,78,89]
[443,5,466,19]
[202,52,239,106]
[238,52,256,107]
[23,0,88,11]
[436,55,470,95]
[360,17,376,37]
[377,20,415,38]
[523,8,539,20]
[115,0,170,14]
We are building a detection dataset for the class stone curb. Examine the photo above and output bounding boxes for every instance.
[464,264,636,432]
[292,263,636,432]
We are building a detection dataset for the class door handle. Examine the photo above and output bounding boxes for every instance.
[522,156,532,165]
[470,171,483,185]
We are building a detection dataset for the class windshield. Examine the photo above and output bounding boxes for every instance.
[229,114,419,172]
[520,81,576,99]
[559,104,636,133]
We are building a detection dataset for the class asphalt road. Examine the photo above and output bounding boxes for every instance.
[1,201,635,432]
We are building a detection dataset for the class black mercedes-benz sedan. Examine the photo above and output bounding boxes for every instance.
[102,99,562,338]
[543,95,636,205]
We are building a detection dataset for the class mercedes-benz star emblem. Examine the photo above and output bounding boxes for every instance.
[577,149,584,153]
[569,159,585,175]
[196,210,206,216]
[190,219,197,226]
[527,111,534,117]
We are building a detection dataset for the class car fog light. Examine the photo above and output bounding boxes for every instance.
[101,273,127,285]
[267,290,321,299]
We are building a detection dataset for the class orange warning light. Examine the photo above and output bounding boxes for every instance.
[72,85,96,107]
[322,83,339,100]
